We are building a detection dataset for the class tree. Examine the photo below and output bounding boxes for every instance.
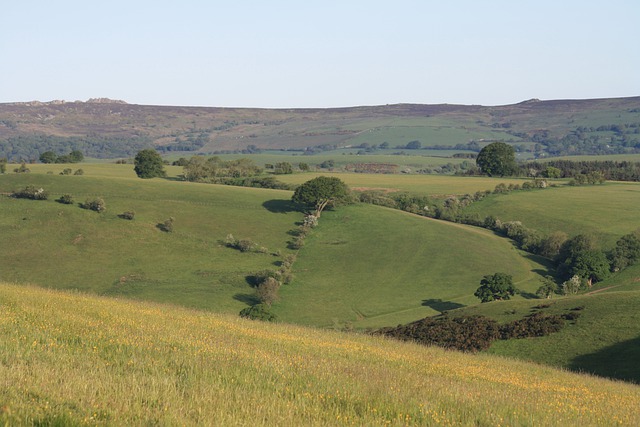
[39,151,58,164]
[609,231,640,271]
[69,150,84,163]
[406,140,422,150]
[536,276,557,299]
[134,149,166,179]
[474,272,518,303]
[292,176,349,217]
[476,142,517,177]
[273,162,293,175]
[0,157,6,174]
[569,250,610,286]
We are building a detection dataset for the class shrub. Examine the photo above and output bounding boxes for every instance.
[80,198,106,213]
[13,185,49,200]
[60,168,73,175]
[157,217,174,232]
[118,211,136,220]
[73,169,84,175]
[256,277,281,306]
[57,194,74,204]
[225,234,259,252]
[13,162,30,173]
[378,315,501,353]
[239,304,277,322]
[500,312,564,339]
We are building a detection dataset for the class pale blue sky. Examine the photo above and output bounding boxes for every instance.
[2,0,638,107]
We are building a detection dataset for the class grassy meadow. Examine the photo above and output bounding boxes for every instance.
[2,283,639,426]
[273,204,548,328]
[0,168,299,314]
[463,182,640,246]
[276,172,529,196]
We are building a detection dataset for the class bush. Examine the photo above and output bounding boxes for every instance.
[378,315,501,353]
[256,277,281,306]
[60,168,73,175]
[239,304,277,322]
[13,185,49,200]
[56,194,74,204]
[157,217,174,232]
[118,211,135,220]
[225,234,259,252]
[73,169,84,175]
[500,312,564,339]
[80,198,106,213]
[13,162,30,173]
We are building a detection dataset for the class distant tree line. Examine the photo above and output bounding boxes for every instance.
[39,150,84,164]
[0,135,154,161]
[521,160,640,182]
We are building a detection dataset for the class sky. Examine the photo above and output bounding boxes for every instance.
[1,0,639,108]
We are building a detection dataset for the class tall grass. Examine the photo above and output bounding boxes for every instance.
[1,283,638,426]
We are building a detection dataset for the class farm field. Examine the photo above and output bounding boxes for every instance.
[2,282,639,426]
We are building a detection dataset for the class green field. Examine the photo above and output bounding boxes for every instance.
[0,170,299,314]
[274,204,547,328]
[3,162,640,387]
[463,182,640,246]
[2,283,639,426]
[276,172,530,195]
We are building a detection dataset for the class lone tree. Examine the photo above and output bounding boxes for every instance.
[292,176,349,217]
[476,142,517,177]
[474,272,518,303]
[134,149,166,179]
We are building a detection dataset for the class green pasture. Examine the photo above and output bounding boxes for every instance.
[0,172,299,313]
[463,182,640,246]
[277,172,532,196]
[274,204,549,329]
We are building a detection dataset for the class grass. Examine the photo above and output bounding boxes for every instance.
[463,182,640,246]
[2,282,639,426]
[274,204,549,329]
[0,171,299,314]
[449,279,640,384]
[276,172,530,196]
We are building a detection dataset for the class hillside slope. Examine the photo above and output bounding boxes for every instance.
[276,204,548,328]
[1,283,639,426]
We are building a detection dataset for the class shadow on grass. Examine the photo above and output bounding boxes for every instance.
[569,335,640,384]
[233,293,260,306]
[422,299,465,313]
[262,199,299,214]
[519,291,538,300]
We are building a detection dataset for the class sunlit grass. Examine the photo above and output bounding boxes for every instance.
[1,283,639,426]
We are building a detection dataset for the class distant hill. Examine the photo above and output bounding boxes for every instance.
[1,96,639,160]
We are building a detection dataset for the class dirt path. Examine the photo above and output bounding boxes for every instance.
[585,285,623,295]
